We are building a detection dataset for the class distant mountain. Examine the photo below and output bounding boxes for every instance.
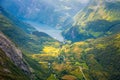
[0,0,87,28]
[32,31,52,38]
[0,6,36,34]
[63,0,120,42]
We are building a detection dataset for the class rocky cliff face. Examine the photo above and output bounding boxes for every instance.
[0,32,30,74]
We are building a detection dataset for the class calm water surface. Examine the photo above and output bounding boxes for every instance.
[27,21,64,42]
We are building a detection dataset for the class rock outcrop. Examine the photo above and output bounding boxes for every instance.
[0,32,30,74]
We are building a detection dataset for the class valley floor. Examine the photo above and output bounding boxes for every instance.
[29,33,120,80]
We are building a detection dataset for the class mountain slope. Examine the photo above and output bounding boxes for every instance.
[0,48,29,80]
[0,10,58,53]
[0,32,30,80]
[58,33,120,80]
[0,8,60,80]
[63,0,120,42]
[84,33,120,80]
[0,6,36,34]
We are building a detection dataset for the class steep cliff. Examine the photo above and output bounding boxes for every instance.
[0,32,30,79]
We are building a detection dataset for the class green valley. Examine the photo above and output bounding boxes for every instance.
[30,33,120,80]
[0,11,60,80]
[0,0,120,80]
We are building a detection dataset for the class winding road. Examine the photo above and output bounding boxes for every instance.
[79,66,88,80]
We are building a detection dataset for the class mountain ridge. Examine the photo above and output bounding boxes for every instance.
[63,0,120,42]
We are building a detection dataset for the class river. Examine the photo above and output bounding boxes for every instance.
[26,21,64,42]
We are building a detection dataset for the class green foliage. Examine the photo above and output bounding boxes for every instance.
[24,55,50,80]
[83,33,120,80]
[47,74,58,80]
[60,33,120,80]
[63,0,120,42]
[0,48,29,80]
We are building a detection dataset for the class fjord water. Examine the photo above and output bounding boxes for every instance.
[27,21,64,42]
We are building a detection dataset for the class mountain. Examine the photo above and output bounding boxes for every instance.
[0,0,120,80]
[63,0,120,42]
[0,0,87,28]
[0,32,30,80]
[58,33,120,80]
[0,8,60,80]
[83,33,120,80]
[0,6,36,34]
[0,9,58,53]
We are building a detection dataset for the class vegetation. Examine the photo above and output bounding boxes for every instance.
[25,32,120,80]
[0,0,120,80]
[63,0,120,42]
[0,10,59,80]
[0,48,29,80]
[0,13,58,53]
[61,33,120,80]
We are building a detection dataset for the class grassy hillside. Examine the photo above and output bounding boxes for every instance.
[63,0,120,42]
[59,33,120,80]
[0,48,29,80]
[0,13,58,53]
[84,33,120,80]
[61,2,120,79]
[30,33,120,80]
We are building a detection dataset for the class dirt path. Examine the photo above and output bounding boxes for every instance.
[79,66,88,80]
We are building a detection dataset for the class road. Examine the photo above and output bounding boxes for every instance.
[79,66,88,80]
